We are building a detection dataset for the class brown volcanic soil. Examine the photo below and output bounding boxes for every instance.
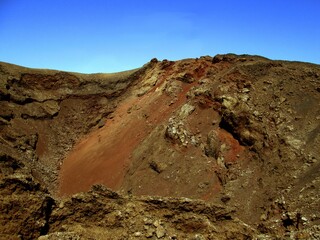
[1,55,320,239]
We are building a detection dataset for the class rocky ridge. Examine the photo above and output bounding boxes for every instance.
[0,54,320,239]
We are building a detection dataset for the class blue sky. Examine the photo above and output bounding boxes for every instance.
[1,0,319,73]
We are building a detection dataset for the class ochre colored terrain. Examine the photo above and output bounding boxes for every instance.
[1,54,320,239]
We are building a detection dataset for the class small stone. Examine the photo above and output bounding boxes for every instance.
[156,226,166,238]
[198,182,209,189]
[97,119,105,128]
[134,232,142,237]
[260,213,267,221]
[192,234,206,240]
[178,103,195,118]
[59,201,64,209]
[150,161,167,173]
[222,96,238,109]
[253,110,260,117]
[221,195,231,203]
[286,125,294,131]
[217,156,225,168]
[280,97,286,104]
[145,228,154,238]
[143,217,152,225]
[38,236,49,240]
[153,220,161,227]
[242,88,250,93]
[204,129,220,158]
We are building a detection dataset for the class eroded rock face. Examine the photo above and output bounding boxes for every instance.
[0,154,54,239]
[1,54,320,239]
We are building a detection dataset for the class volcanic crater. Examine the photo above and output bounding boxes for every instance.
[1,54,320,239]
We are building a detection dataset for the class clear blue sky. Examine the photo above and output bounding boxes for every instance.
[1,0,319,73]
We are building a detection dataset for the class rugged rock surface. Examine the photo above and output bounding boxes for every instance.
[0,54,320,239]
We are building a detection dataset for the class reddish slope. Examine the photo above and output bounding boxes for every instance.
[58,59,208,196]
